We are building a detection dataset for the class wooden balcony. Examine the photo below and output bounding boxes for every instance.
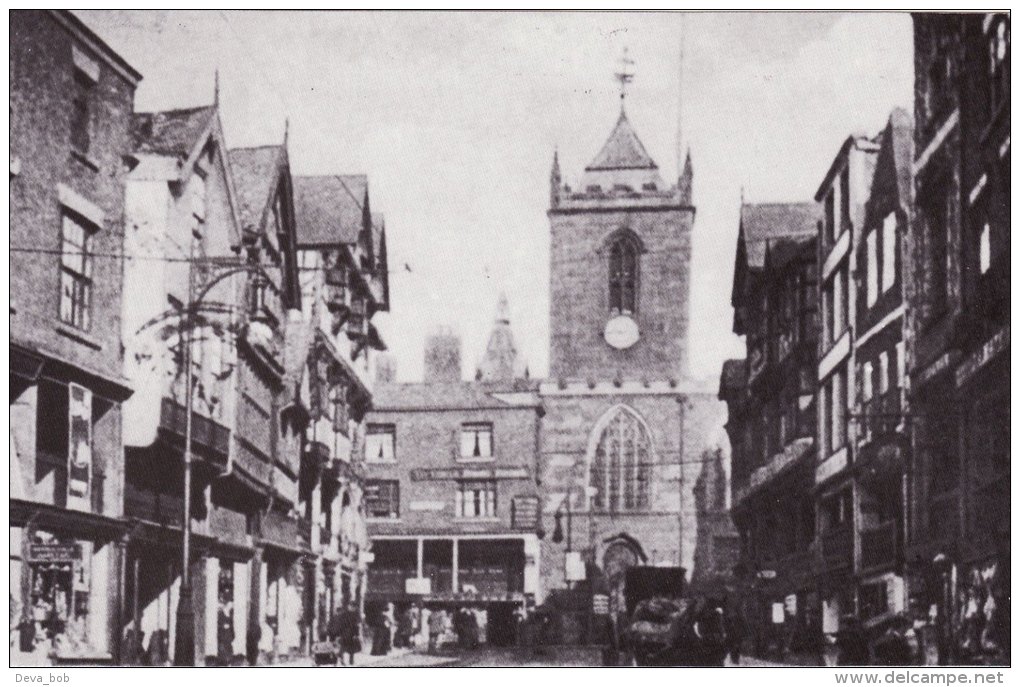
[858,389,904,446]
[124,482,184,527]
[159,398,230,472]
[820,527,853,571]
[860,520,897,572]
[259,509,303,550]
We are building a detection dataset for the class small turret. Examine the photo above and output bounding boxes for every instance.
[550,148,562,209]
[679,148,693,205]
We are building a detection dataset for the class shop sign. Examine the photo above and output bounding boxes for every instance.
[358,551,375,565]
[67,384,93,505]
[406,577,432,595]
[955,325,1009,388]
[592,594,610,615]
[27,543,82,562]
[411,466,529,481]
[756,570,777,580]
[771,602,785,624]
[565,551,586,581]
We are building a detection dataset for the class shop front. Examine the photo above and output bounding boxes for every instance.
[10,502,127,666]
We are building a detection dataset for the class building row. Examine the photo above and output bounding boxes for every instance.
[10,10,391,666]
[721,12,1009,665]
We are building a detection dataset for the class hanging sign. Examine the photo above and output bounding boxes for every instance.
[67,384,93,504]
[592,594,610,615]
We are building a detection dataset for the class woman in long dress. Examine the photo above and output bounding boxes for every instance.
[371,603,395,656]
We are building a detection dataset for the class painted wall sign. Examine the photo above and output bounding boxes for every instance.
[28,543,82,562]
[410,466,529,481]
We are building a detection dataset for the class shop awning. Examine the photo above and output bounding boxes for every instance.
[10,499,130,540]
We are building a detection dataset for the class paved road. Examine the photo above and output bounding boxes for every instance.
[297,646,797,667]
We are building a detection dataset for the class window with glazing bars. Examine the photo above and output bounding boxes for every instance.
[59,213,94,330]
[590,407,652,512]
[459,422,493,460]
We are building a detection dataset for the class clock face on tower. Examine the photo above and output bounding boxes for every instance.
[604,314,640,350]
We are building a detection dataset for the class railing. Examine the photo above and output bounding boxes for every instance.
[858,389,904,445]
[860,520,897,571]
[820,527,853,570]
[210,506,248,547]
[159,398,230,470]
[124,482,184,527]
[260,510,300,548]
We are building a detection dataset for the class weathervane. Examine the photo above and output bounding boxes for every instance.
[615,46,635,109]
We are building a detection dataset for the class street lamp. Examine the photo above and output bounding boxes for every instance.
[551,486,598,587]
[169,241,271,666]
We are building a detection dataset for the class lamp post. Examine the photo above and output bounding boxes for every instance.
[552,485,598,587]
[171,242,270,666]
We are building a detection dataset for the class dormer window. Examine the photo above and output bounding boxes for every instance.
[608,235,638,314]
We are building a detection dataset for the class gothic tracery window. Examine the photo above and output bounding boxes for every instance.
[608,235,638,314]
[590,406,653,512]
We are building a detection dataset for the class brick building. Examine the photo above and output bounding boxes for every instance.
[362,310,543,646]
[905,13,1009,665]
[10,10,141,665]
[724,202,820,654]
[540,93,727,637]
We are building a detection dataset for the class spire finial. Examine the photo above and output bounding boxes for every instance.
[283,118,289,146]
[214,68,220,106]
[614,46,635,110]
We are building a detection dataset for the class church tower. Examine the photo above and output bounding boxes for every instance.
[538,52,723,612]
[547,88,694,382]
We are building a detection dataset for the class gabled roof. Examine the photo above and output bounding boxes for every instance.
[131,105,217,157]
[739,203,820,270]
[585,110,658,171]
[292,176,361,246]
[228,145,283,231]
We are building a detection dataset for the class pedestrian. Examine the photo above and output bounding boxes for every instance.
[428,608,444,653]
[873,615,913,666]
[693,598,728,667]
[371,603,394,656]
[836,615,870,666]
[724,607,747,665]
[338,602,362,665]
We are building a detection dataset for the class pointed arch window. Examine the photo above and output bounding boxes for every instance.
[608,235,639,315]
[590,406,653,512]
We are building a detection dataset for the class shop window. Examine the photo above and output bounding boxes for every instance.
[457,480,497,518]
[859,580,889,620]
[364,480,399,519]
[365,424,395,463]
[459,422,493,460]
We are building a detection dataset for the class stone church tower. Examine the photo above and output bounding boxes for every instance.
[538,90,726,614]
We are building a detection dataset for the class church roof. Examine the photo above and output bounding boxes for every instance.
[585,110,658,171]
[371,381,538,411]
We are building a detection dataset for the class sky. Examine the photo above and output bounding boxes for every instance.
[79,11,914,385]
